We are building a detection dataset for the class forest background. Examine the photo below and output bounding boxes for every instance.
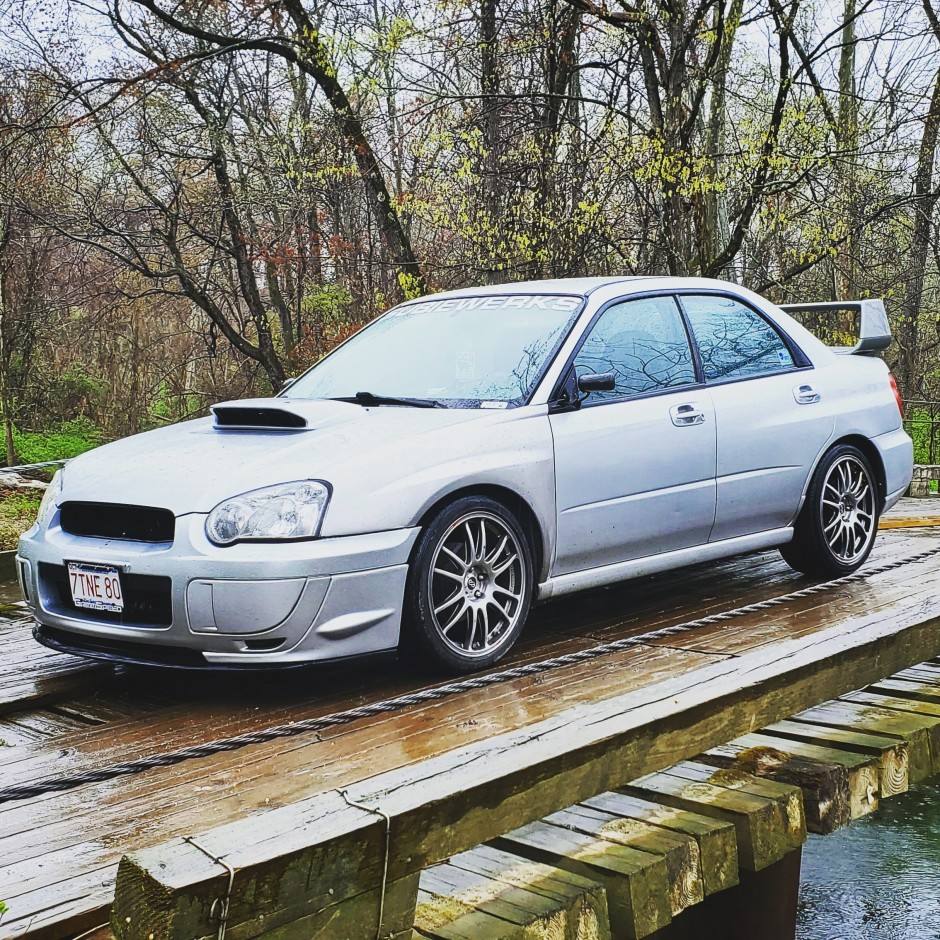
[2,0,940,485]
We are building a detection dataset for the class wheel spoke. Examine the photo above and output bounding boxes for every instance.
[466,606,479,650]
[434,590,463,615]
[434,567,464,584]
[441,602,468,635]
[480,604,491,643]
[464,522,476,561]
[485,535,509,567]
[492,583,522,602]
[492,552,520,577]
[478,519,487,564]
[440,545,466,569]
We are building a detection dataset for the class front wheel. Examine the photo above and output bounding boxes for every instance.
[402,496,534,673]
[780,444,879,578]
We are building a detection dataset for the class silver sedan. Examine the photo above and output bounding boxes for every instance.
[17,276,913,672]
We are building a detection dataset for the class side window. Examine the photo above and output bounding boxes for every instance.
[682,295,795,382]
[573,296,696,402]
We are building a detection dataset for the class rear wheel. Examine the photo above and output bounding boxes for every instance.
[780,444,879,578]
[403,496,534,673]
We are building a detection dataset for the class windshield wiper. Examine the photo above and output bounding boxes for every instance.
[333,391,446,409]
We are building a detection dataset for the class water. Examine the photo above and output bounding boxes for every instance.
[798,780,940,939]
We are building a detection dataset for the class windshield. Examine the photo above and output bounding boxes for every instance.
[286,294,583,408]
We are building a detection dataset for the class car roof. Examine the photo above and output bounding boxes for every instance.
[409,275,748,302]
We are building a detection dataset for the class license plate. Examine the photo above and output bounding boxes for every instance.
[67,562,124,613]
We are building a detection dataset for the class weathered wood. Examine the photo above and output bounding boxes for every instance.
[492,821,671,939]
[700,732,879,831]
[542,804,703,916]
[760,718,910,797]
[253,873,420,940]
[579,792,738,898]
[793,699,940,781]
[414,845,610,940]
[869,674,940,703]
[622,763,805,872]
[107,572,940,940]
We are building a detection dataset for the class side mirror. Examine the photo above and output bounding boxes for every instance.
[281,377,296,393]
[577,372,616,394]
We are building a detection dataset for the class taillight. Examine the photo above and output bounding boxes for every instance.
[889,372,904,418]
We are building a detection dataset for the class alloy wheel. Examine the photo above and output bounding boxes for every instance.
[427,511,527,659]
[820,454,875,565]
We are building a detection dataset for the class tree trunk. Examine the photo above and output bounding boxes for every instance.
[898,63,940,399]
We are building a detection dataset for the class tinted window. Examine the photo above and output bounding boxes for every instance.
[682,295,795,382]
[573,296,696,402]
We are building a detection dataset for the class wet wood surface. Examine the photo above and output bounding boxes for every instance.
[2,525,940,939]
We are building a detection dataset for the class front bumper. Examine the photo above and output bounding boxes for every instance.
[18,512,419,667]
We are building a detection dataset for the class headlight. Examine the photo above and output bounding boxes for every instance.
[206,480,331,545]
[35,470,63,529]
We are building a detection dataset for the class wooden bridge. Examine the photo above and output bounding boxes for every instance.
[2,503,940,940]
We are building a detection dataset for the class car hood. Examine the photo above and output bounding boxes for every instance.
[58,398,492,515]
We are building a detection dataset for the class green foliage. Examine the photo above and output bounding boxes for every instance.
[0,490,40,549]
[301,283,353,325]
[13,418,102,464]
[906,407,938,465]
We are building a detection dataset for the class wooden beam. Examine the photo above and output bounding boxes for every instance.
[542,803,704,915]
[793,700,939,781]
[492,822,672,939]
[414,845,610,940]
[760,719,910,797]
[580,791,738,897]
[700,733,879,832]
[622,763,805,872]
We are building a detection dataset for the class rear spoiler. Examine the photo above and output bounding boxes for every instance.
[779,300,891,355]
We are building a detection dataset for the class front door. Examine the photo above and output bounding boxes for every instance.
[550,294,717,577]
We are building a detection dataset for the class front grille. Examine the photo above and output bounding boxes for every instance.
[60,502,175,543]
[39,562,173,626]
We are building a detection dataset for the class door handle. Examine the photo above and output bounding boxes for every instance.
[670,403,706,426]
[793,383,821,404]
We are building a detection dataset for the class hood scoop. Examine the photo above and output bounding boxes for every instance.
[212,402,308,430]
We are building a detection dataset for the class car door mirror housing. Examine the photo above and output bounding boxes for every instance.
[577,372,616,394]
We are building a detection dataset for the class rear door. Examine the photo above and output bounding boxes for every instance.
[549,294,717,576]
[679,293,834,541]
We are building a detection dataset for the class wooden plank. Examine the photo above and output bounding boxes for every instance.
[621,763,805,872]
[492,821,671,939]
[540,803,703,915]
[793,699,940,782]
[414,845,610,940]
[760,718,909,798]
[579,791,738,897]
[700,733,879,831]
[107,581,940,940]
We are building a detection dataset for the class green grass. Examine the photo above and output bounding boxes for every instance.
[12,417,101,465]
[0,490,41,550]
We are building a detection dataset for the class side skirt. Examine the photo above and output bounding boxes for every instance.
[537,528,794,600]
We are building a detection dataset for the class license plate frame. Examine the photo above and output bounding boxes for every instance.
[67,561,125,613]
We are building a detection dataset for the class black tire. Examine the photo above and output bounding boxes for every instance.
[402,495,535,673]
[780,443,880,578]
